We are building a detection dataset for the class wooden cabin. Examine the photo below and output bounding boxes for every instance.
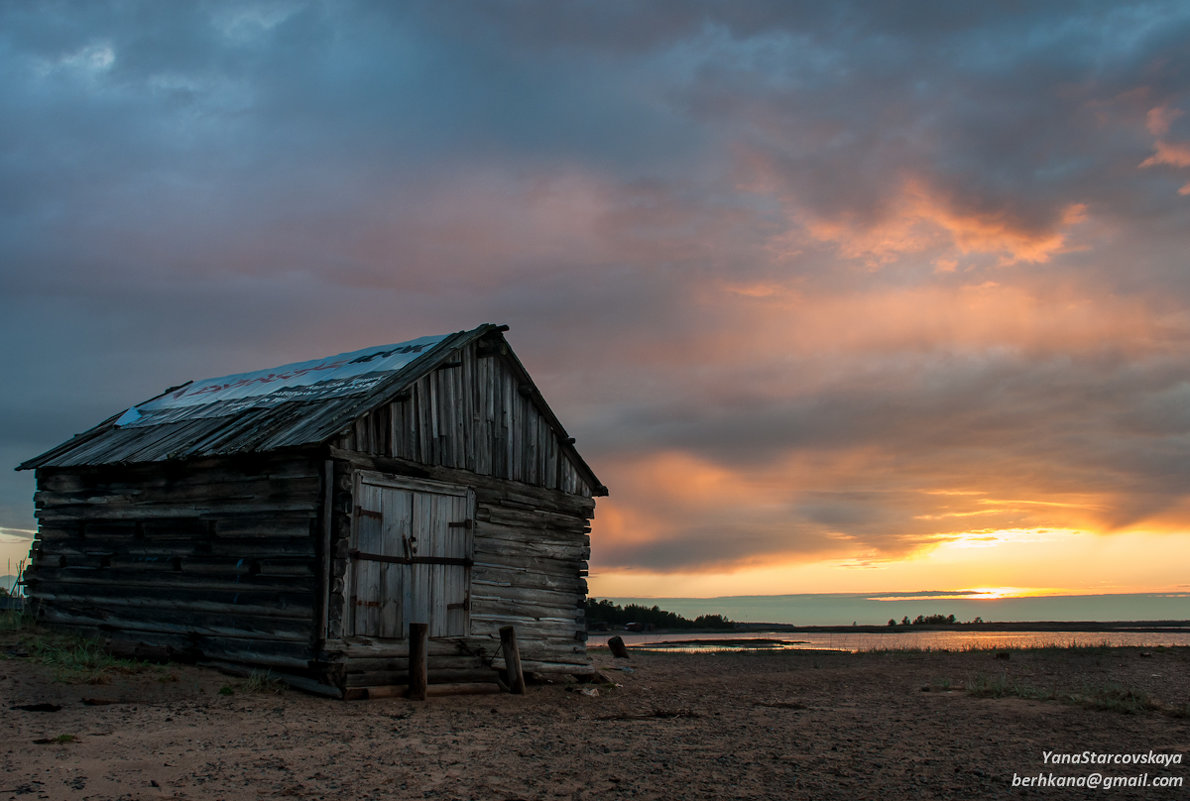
[17,323,606,697]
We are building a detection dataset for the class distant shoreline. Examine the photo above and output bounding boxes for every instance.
[598,619,1190,636]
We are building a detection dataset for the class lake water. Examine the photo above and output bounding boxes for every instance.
[602,592,1190,628]
[590,629,1190,653]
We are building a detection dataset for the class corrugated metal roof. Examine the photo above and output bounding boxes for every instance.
[19,325,491,470]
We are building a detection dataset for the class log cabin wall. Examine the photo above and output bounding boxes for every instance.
[23,452,326,678]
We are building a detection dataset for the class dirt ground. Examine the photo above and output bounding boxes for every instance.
[3,642,1188,801]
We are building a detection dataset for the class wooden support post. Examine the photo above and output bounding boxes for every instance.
[499,625,526,695]
[607,635,630,659]
[408,622,428,701]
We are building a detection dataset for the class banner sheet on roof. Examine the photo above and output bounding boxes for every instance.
[114,334,449,427]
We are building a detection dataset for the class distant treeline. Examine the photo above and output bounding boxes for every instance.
[890,614,984,626]
[583,600,983,630]
[585,598,735,630]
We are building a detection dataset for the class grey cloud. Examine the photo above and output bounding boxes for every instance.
[4,1,1190,575]
[596,518,841,572]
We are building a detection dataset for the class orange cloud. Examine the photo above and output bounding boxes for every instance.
[599,450,798,523]
[800,178,1085,267]
[712,280,1174,370]
[590,528,1190,599]
[591,444,1127,576]
[589,448,897,573]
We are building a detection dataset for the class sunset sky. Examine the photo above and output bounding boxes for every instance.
[3,2,1190,604]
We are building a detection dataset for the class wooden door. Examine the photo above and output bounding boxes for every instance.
[348,473,474,639]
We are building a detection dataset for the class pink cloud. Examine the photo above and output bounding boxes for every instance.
[1139,104,1190,193]
[800,179,1086,267]
[738,152,1089,269]
[1139,139,1190,169]
[1145,104,1184,137]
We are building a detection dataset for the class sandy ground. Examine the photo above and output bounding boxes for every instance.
[4,643,1189,800]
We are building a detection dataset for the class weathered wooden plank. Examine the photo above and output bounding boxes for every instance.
[470,583,583,607]
[37,603,313,638]
[37,501,320,522]
[514,557,586,582]
[328,637,490,658]
[32,564,315,588]
[37,457,322,493]
[35,475,323,508]
[327,449,595,513]
[469,597,582,623]
[472,573,586,594]
[37,614,314,655]
[473,523,589,550]
[331,653,485,672]
[214,515,320,538]
[468,611,582,629]
[39,540,316,565]
[472,550,587,573]
[476,504,593,530]
[35,492,318,517]
[476,521,590,546]
[33,586,315,617]
[473,640,588,666]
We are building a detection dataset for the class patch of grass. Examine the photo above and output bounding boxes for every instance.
[244,669,286,694]
[965,672,1162,714]
[28,634,146,684]
[966,671,1054,702]
[0,608,35,633]
[1070,682,1160,714]
[3,624,150,683]
[874,640,1121,656]
[34,733,78,745]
